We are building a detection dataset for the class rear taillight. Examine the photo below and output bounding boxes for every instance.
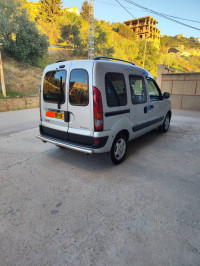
[39,86,41,120]
[93,86,103,131]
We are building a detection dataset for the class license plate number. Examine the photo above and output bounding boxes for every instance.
[46,111,64,120]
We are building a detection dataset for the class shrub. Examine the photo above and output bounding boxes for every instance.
[13,12,49,64]
[0,0,49,65]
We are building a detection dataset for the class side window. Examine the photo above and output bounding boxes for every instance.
[69,69,89,106]
[105,72,127,107]
[43,70,66,103]
[147,79,162,102]
[129,75,147,104]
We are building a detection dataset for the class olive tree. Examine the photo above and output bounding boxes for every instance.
[0,0,49,64]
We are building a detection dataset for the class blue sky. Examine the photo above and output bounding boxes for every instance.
[29,0,200,38]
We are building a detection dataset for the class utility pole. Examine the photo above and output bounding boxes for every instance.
[0,51,6,98]
[167,48,170,69]
[142,39,147,68]
[88,0,94,59]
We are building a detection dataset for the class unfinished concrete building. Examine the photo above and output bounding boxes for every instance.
[124,16,161,42]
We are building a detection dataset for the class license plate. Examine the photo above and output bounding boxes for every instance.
[46,111,64,120]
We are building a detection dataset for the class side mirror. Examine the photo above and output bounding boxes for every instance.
[163,92,170,99]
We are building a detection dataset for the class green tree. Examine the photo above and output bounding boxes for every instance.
[112,23,136,41]
[94,20,114,56]
[113,38,139,63]
[39,0,63,22]
[80,1,89,22]
[60,24,81,47]
[14,12,49,64]
[0,0,49,64]
[58,12,83,53]
[0,0,19,50]
[136,41,160,77]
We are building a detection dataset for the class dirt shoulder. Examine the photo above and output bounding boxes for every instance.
[1,56,42,97]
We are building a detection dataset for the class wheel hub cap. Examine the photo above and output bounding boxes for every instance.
[165,116,170,130]
[114,138,126,160]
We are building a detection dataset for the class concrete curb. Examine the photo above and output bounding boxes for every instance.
[0,96,39,112]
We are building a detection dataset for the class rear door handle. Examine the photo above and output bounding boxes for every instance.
[64,111,70,122]
[144,106,148,113]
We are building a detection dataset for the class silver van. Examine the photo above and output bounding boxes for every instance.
[36,57,171,164]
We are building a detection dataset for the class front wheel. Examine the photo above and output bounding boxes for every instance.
[110,134,127,165]
[159,113,171,132]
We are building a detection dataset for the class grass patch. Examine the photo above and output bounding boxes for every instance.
[37,51,70,69]
[37,50,87,69]
[0,90,32,99]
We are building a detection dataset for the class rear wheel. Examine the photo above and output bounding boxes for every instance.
[159,113,171,132]
[110,134,127,165]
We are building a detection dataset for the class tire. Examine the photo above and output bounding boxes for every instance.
[110,133,127,165]
[159,113,171,133]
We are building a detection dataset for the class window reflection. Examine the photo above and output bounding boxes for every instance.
[129,75,147,104]
[43,70,66,103]
[69,69,89,105]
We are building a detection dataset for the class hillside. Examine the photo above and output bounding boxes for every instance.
[1,0,200,98]
[21,3,200,75]
[0,56,42,98]
[160,35,200,72]
[160,35,200,51]
[1,34,200,99]
[0,51,86,99]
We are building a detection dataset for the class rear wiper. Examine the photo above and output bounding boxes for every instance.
[58,76,63,109]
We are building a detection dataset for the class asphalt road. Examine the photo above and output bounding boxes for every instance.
[0,108,39,138]
[0,108,200,266]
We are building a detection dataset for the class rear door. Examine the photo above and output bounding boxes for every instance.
[41,63,71,133]
[67,61,94,137]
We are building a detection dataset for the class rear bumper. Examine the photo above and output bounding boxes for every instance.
[36,125,109,154]
[36,134,94,154]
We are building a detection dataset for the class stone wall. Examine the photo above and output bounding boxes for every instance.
[157,65,200,111]
[0,96,39,112]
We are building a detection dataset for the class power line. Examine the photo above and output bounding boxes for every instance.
[94,0,120,7]
[115,0,136,19]
[161,14,200,24]
[124,0,200,31]
[94,0,200,24]
[94,0,135,9]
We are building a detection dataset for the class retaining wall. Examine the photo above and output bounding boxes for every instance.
[157,65,200,111]
[0,96,39,112]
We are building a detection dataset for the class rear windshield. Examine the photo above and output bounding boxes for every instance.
[69,69,89,106]
[105,72,127,107]
[43,70,66,103]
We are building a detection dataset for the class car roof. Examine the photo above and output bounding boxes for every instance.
[93,60,153,79]
[44,59,154,79]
